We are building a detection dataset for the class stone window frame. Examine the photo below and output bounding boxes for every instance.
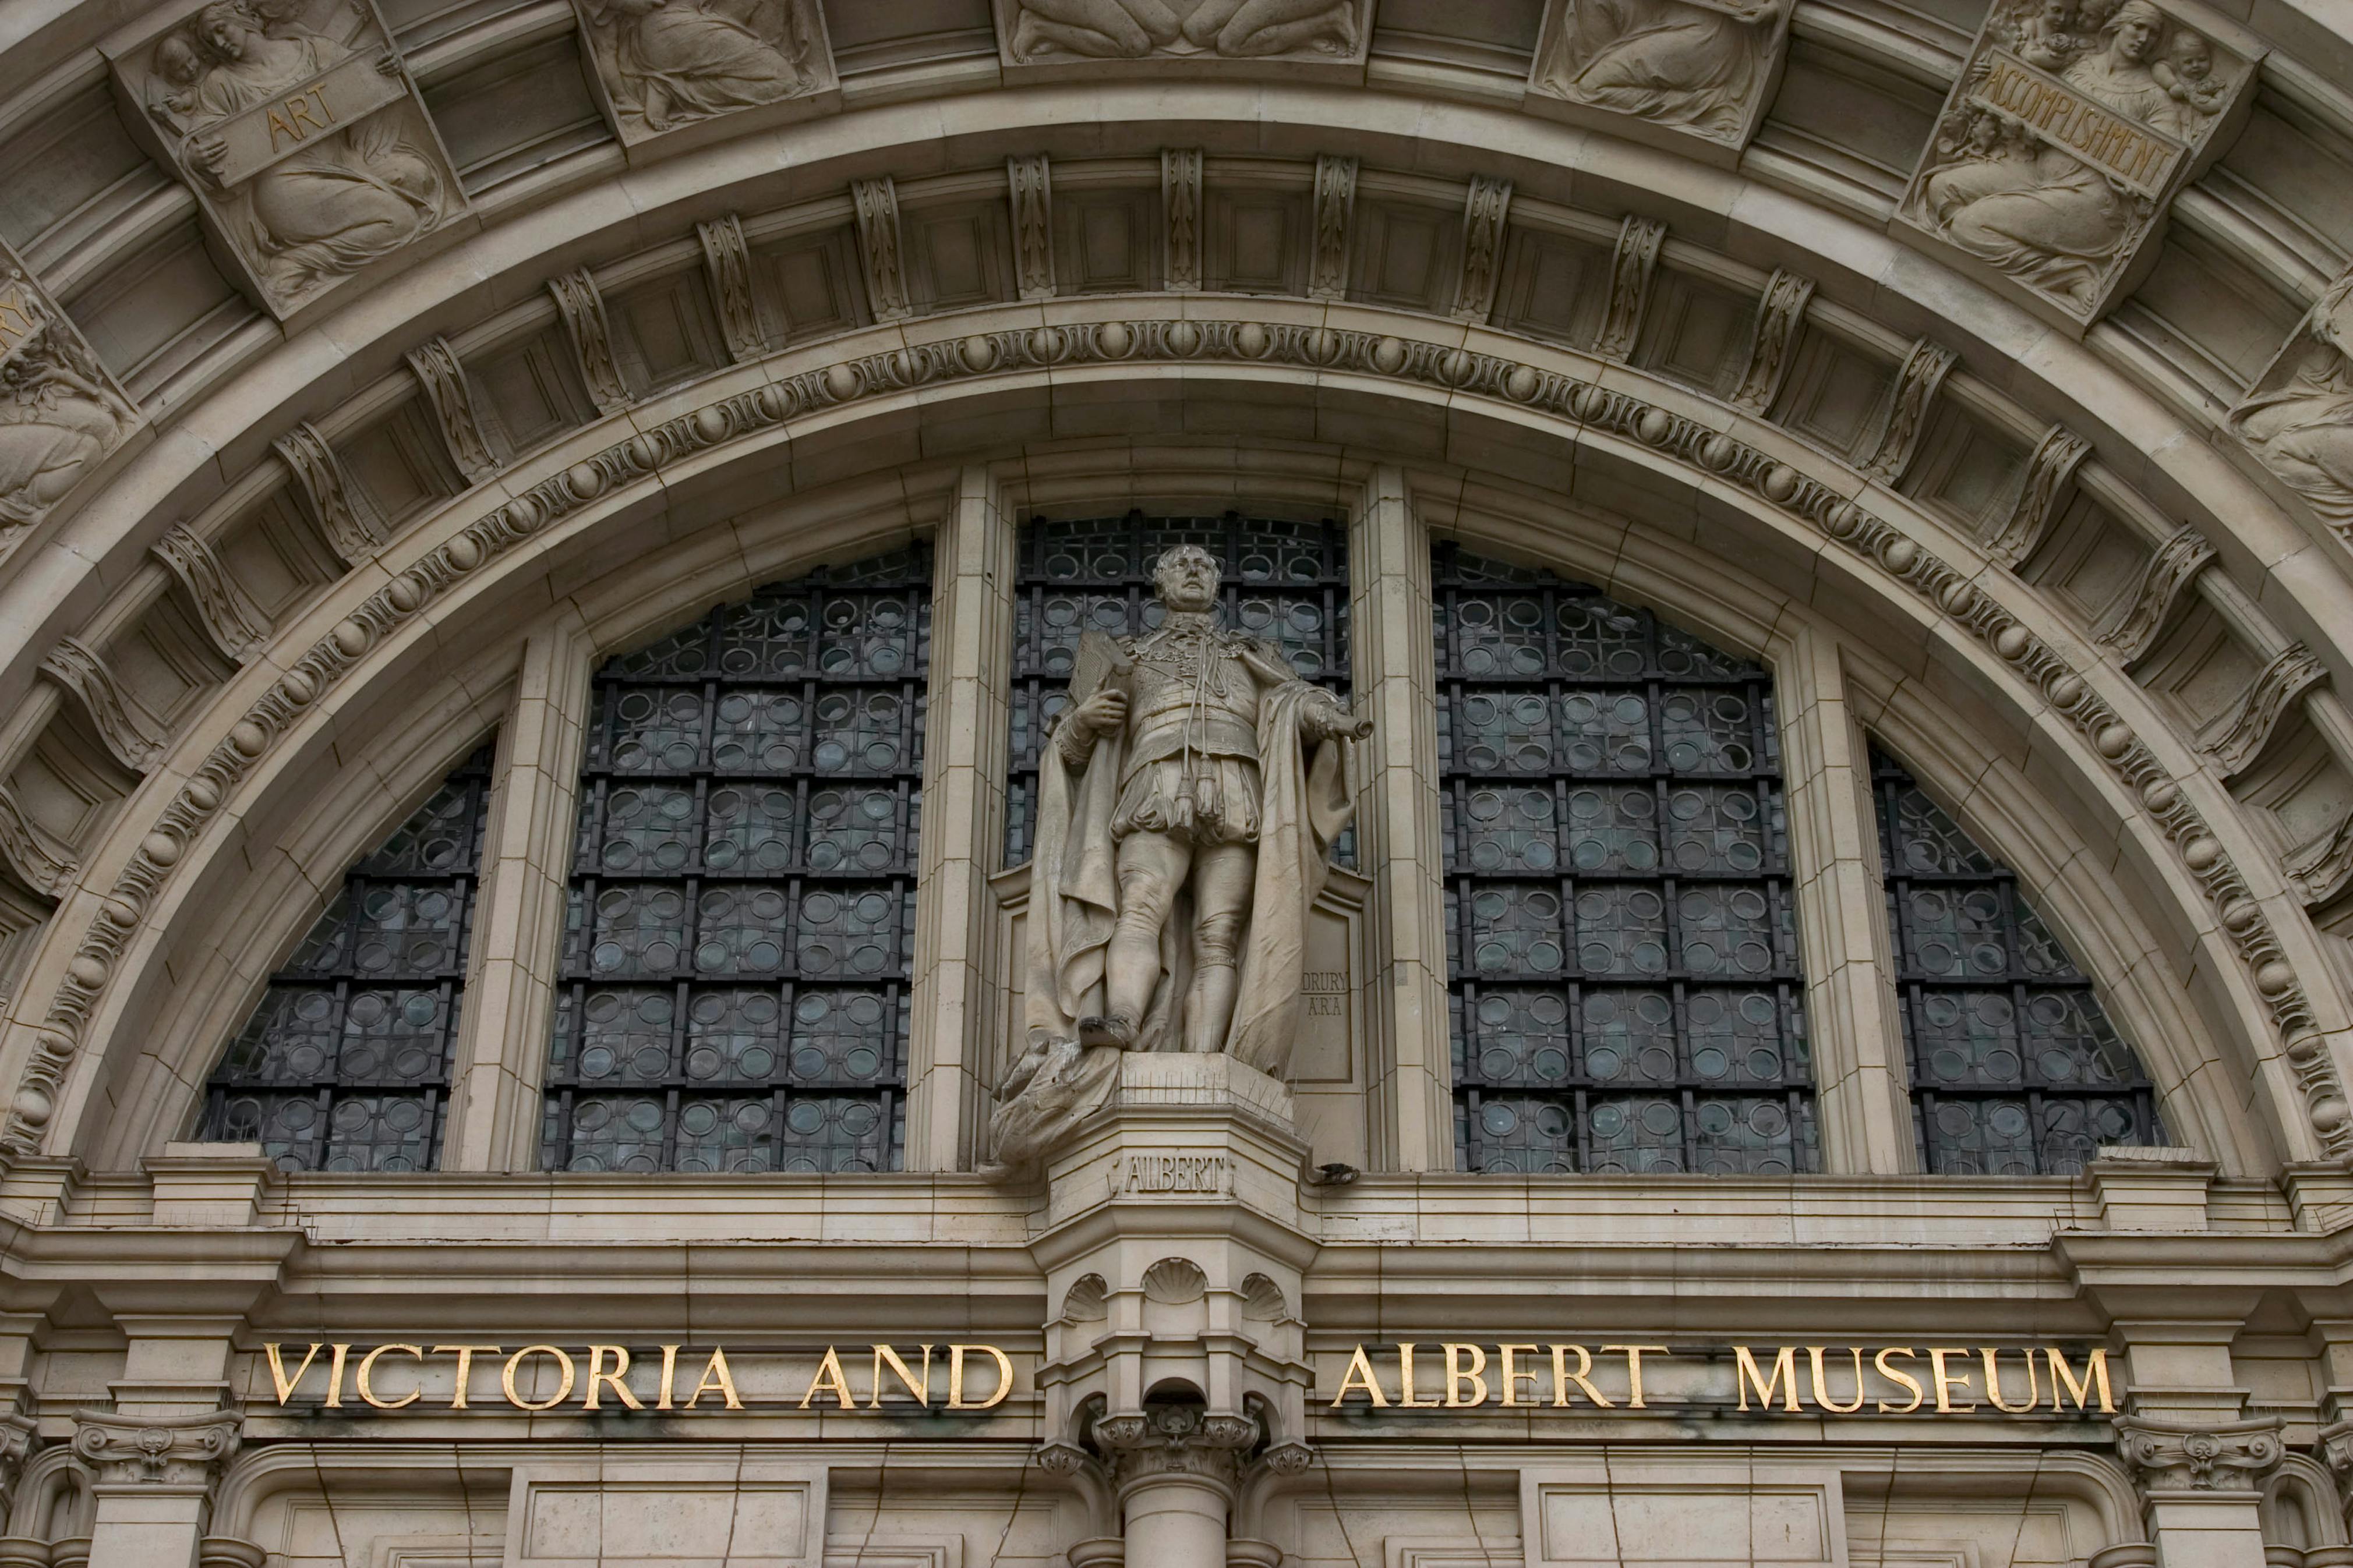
[402,463,2156,1176]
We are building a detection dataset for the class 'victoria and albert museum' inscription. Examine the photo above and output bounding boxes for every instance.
[260,1340,2115,1417]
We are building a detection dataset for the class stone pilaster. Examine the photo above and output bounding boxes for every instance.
[2114,1414,2280,1568]
[1349,468,1451,1170]
[70,1411,240,1568]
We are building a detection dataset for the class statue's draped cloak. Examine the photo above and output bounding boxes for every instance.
[985,677,1352,1177]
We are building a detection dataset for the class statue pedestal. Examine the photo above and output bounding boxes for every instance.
[1032,1052,1305,1234]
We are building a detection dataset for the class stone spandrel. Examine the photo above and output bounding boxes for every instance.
[568,0,838,148]
[102,0,468,320]
[0,243,141,553]
[1893,0,2258,332]
[990,0,1371,80]
[1525,0,1795,163]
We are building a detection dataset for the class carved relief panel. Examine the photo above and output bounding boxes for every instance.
[1894,0,2257,330]
[569,0,837,147]
[1527,0,1794,159]
[990,0,1371,77]
[0,245,140,549]
[2230,267,2353,537]
[104,0,469,320]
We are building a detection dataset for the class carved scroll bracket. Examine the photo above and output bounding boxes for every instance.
[1597,216,1665,362]
[38,636,165,774]
[1308,156,1358,302]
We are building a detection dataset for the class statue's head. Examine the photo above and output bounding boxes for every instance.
[1152,546,1220,613]
[2106,0,2163,58]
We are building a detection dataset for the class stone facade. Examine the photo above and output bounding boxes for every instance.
[1,1,2352,1565]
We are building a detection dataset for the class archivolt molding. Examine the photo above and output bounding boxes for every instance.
[3,298,2345,1170]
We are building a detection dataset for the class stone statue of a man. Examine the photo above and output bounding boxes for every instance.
[981,545,1369,1181]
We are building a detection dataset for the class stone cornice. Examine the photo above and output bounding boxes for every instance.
[1,300,2344,1176]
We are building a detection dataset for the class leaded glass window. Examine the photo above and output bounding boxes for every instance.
[1869,745,2159,1174]
[1436,545,1815,1175]
[540,548,929,1173]
[199,741,494,1172]
[1005,511,1349,862]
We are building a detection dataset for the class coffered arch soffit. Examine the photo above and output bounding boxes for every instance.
[5,306,2323,1177]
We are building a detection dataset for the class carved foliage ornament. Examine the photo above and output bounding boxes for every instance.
[1597,216,1665,362]
[549,269,630,414]
[1163,148,1203,292]
[1309,155,1356,301]
[852,178,912,324]
[698,214,764,364]
[1729,268,1814,413]
[1454,176,1513,324]
[570,0,836,144]
[10,313,2349,1173]
[153,523,272,661]
[70,1410,241,1489]
[2115,1415,2283,1492]
[1896,0,2255,328]
[1094,1403,1260,1491]
[994,0,1369,69]
[274,419,380,565]
[405,337,496,483]
[0,249,139,549]
[1009,154,1055,301]
[107,0,467,318]
[1528,0,1794,153]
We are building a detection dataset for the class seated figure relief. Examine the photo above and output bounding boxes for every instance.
[0,308,133,540]
[2231,270,2353,532]
[1902,0,2241,316]
[1002,0,1363,62]
[135,0,454,314]
[576,0,831,140]
[1531,0,1790,144]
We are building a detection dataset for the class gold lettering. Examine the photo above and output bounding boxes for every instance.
[1735,1346,1801,1413]
[1873,1347,1923,1414]
[432,1345,500,1410]
[1927,1347,1977,1413]
[1549,1344,1614,1408]
[802,1346,856,1410]
[686,1347,742,1409]
[356,1344,423,1410]
[1982,1348,2040,1414]
[323,1343,351,1408]
[1395,1344,1437,1408]
[1497,1344,1543,1407]
[2046,1348,2114,1413]
[1806,1347,1866,1415]
[1331,1345,1388,1407]
[1603,1345,1666,1410]
[1443,1344,1489,1407]
[871,1344,932,1407]
[265,1343,321,1404]
[501,1346,575,1411]
[265,107,299,150]
[657,1345,679,1411]
[0,292,33,349]
[582,1345,643,1411]
[285,90,328,136]
[947,1344,1013,1410]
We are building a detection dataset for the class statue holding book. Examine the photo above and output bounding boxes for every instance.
[980,545,1369,1181]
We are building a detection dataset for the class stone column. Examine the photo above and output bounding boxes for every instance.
[1349,467,1452,1170]
[441,616,592,1170]
[906,465,1016,1170]
[70,1412,239,1568]
[1096,1405,1256,1568]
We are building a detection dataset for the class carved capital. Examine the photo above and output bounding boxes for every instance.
[1096,1404,1259,1493]
[2115,1414,2283,1493]
[852,178,913,323]
[1009,154,1055,300]
[0,1407,35,1498]
[1597,216,1664,362]
[70,1410,240,1491]
[38,636,165,773]
[1309,156,1357,302]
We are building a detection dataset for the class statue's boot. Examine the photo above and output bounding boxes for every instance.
[1077,1014,1138,1049]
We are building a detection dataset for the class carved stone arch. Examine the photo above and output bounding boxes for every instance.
[2266,1454,2350,1549]
[6,1442,91,1540]
[1,308,2340,1174]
